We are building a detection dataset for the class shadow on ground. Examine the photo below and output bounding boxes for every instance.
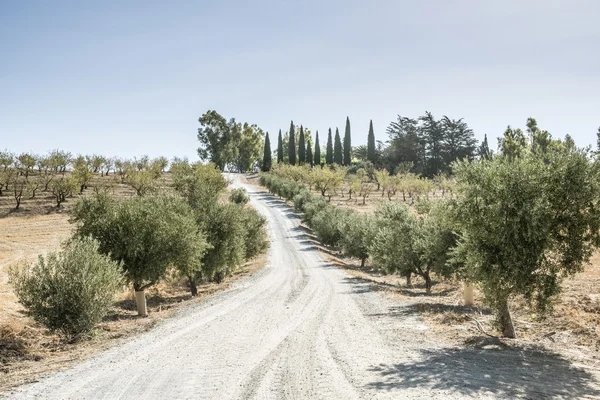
[366,337,599,399]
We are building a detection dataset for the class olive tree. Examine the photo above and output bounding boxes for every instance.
[0,149,14,171]
[369,201,455,290]
[229,187,249,205]
[452,151,600,337]
[71,194,209,314]
[338,212,377,267]
[197,202,246,286]
[9,237,123,341]
[50,176,77,207]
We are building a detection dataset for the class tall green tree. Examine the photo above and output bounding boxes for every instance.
[596,127,600,152]
[440,116,477,170]
[419,111,445,176]
[479,134,491,160]
[72,194,208,314]
[298,125,306,164]
[277,129,284,163]
[306,142,313,167]
[262,131,272,172]
[197,110,235,171]
[343,117,352,165]
[386,115,426,175]
[452,151,600,337]
[498,125,527,160]
[288,121,296,165]
[334,128,343,165]
[353,145,368,161]
[314,130,321,166]
[367,120,376,162]
[231,123,264,173]
[326,128,334,165]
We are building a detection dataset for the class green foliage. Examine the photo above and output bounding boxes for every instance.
[288,121,296,165]
[326,128,333,165]
[240,206,269,260]
[478,134,491,159]
[452,151,600,336]
[311,205,348,246]
[314,131,321,166]
[277,130,284,163]
[306,141,313,167]
[172,162,227,213]
[71,194,208,292]
[200,202,247,282]
[0,149,14,170]
[231,123,264,173]
[262,131,272,172]
[334,128,343,165]
[369,201,455,291]
[229,187,249,205]
[49,175,77,207]
[298,125,306,164]
[498,125,527,160]
[197,110,234,170]
[385,112,477,177]
[338,212,377,266]
[197,110,264,172]
[367,120,376,162]
[343,117,352,166]
[9,237,123,341]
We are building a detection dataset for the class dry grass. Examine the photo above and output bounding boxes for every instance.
[0,173,267,391]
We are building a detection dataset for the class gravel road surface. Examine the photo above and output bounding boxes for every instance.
[7,174,600,399]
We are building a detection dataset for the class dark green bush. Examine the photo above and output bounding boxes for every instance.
[338,212,377,267]
[9,237,123,341]
[311,205,349,246]
[241,206,269,259]
[229,187,250,205]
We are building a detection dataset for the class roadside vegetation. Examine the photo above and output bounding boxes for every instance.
[256,117,600,340]
[0,150,268,387]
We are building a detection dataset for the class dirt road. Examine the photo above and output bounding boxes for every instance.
[7,175,600,399]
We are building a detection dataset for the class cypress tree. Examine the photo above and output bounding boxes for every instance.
[326,128,334,165]
[367,120,375,162]
[298,125,306,164]
[343,117,351,165]
[262,132,272,171]
[306,142,313,167]
[277,129,284,163]
[334,128,343,165]
[479,134,490,160]
[288,121,296,165]
[314,130,321,166]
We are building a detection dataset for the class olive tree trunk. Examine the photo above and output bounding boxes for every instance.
[497,297,516,338]
[134,290,147,316]
[463,283,474,306]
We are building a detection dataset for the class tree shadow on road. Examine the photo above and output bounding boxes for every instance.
[365,337,599,399]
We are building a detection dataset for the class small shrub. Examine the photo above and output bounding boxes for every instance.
[241,207,269,259]
[311,205,348,246]
[229,188,249,205]
[9,237,123,341]
[339,212,377,266]
[302,197,329,226]
[292,189,314,213]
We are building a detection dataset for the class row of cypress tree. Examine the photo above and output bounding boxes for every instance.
[262,118,377,171]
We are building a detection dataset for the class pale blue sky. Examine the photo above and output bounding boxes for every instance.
[1,0,599,159]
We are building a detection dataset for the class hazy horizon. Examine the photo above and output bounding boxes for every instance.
[2,1,599,159]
